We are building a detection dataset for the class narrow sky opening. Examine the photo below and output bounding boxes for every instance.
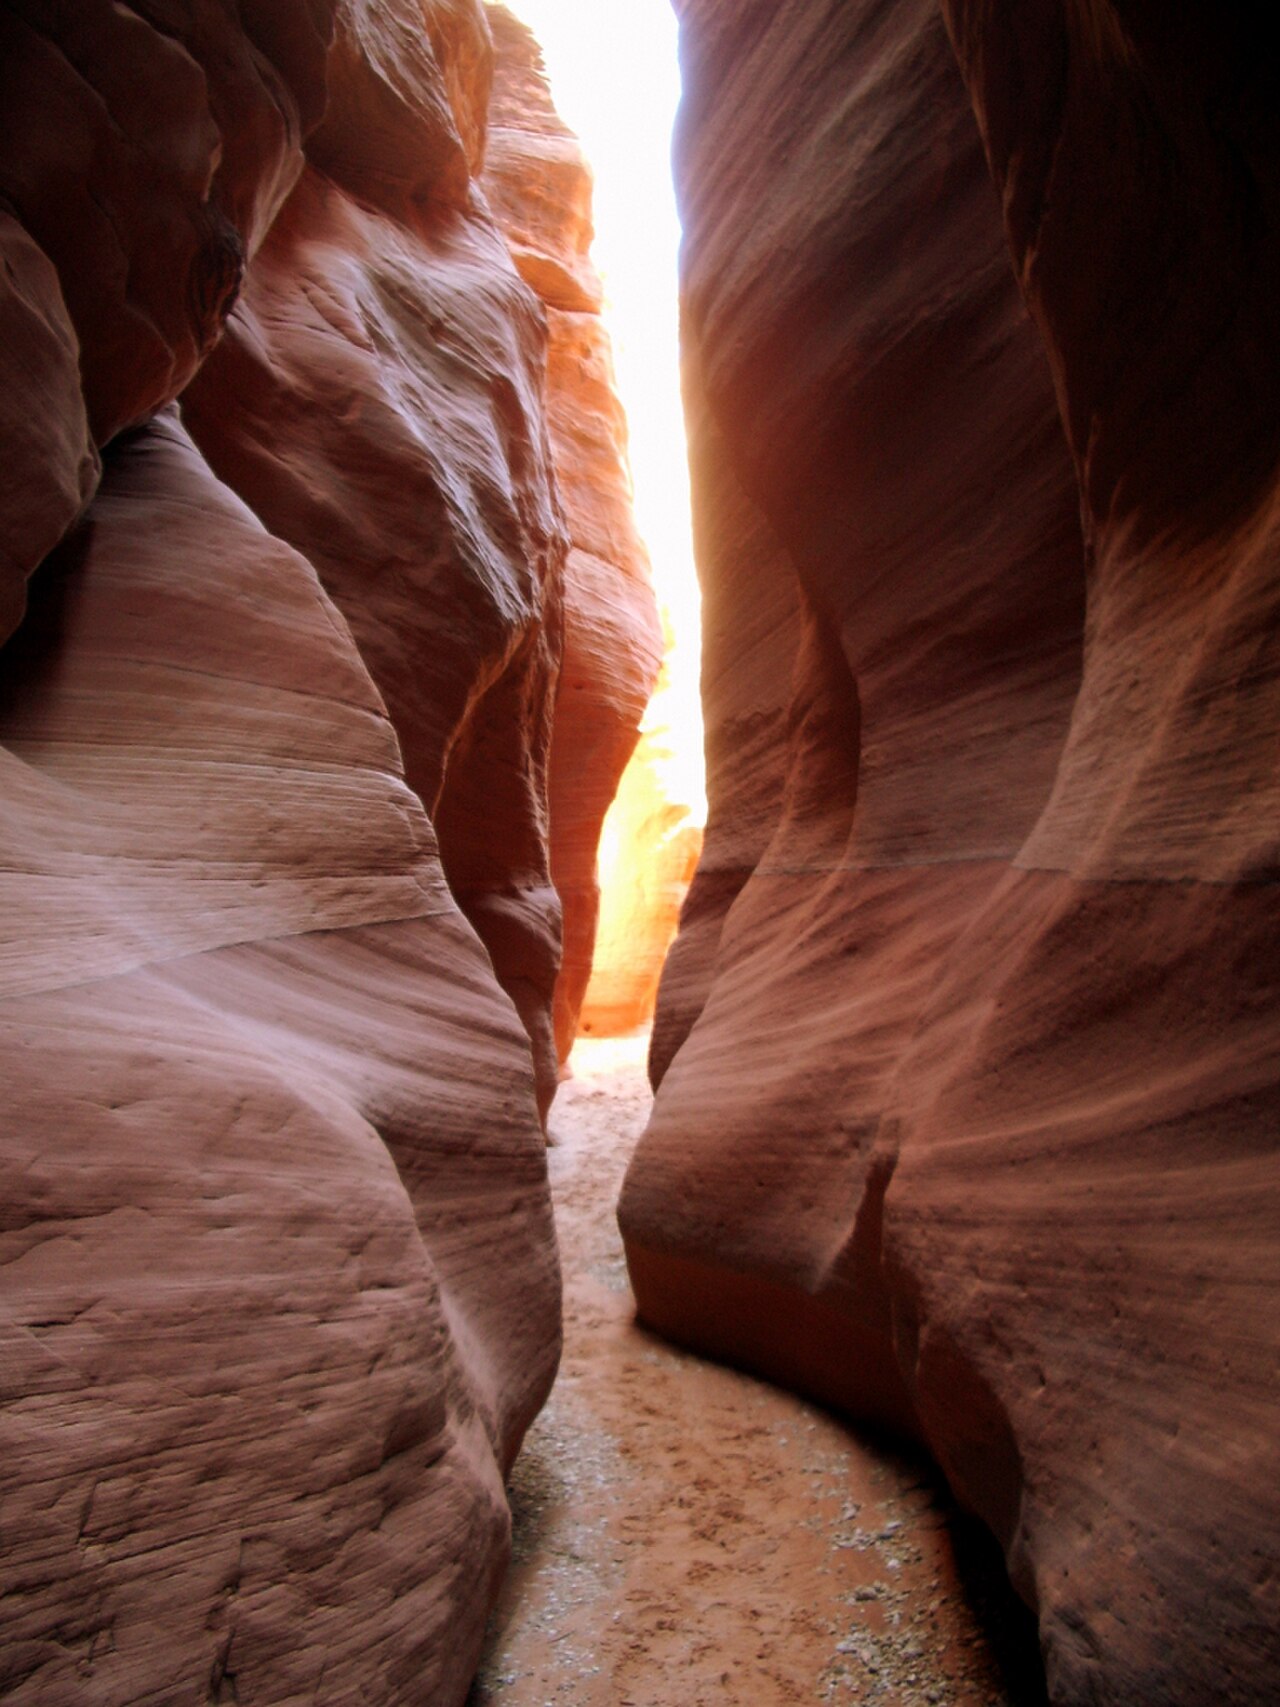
[505,0,706,830]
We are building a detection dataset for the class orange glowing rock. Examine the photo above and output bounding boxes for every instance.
[578,665,704,1039]
[482,5,664,1062]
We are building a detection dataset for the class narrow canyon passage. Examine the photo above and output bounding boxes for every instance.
[3,3,1276,1700]
[467,1035,1036,1707]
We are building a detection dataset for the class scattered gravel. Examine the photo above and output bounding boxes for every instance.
[467,1033,1040,1707]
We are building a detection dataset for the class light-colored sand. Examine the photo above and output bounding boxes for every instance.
[467,1033,1021,1707]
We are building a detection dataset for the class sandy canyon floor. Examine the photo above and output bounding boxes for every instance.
[467,1033,1039,1707]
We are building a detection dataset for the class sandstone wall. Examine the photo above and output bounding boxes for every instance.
[576,656,704,1042]
[0,408,558,1704]
[0,1,649,1698]
[481,5,664,1062]
[181,0,570,1116]
[624,3,1280,1702]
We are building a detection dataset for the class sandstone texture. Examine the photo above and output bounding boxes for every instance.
[1,410,558,1704]
[0,0,659,1697]
[182,0,568,1116]
[472,1035,1038,1707]
[578,661,704,1042]
[0,212,97,647]
[623,4,1280,1703]
[482,6,664,1062]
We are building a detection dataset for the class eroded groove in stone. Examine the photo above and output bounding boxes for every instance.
[625,4,1280,1703]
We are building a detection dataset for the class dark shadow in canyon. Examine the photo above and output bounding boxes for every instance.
[835,1424,1050,1707]
[948,1509,1051,1707]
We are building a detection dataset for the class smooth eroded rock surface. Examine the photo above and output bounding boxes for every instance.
[0,1,656,1697]
[0,0,333,444]
[182,0,569,1118]
[624,3,1280,1702]
[1,412,559,1704]
[0,213,98,647]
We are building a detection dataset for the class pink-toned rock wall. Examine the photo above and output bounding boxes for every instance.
[0,2,593,1698]
[0,0,331,444]
[623,2,1280,1702]
[0,0,335,643]
[0,213,97,647]
[181,0,569,1118]
[481,5,664,1062]
[646,356,803,1083]
[0,411,558,1704]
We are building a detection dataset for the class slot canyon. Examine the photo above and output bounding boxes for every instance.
[0,3,1276,1706]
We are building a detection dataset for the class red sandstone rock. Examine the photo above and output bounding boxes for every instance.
[183,0,570,1117]
[0,410,559,1703]
[624,3,1280,1702]
[647,354,803,1085]
[482,6,603,316]
[0,213,98,646]
[0,0,335,444]
[577,692,703,1041]
[541,326,664,1058]
[481,6,663,1061]
[0,1,584,1697]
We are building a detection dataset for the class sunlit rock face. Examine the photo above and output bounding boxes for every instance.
[0,3,569,1699]
[482,4,663,1061]
[625,2,1280,1702]
[646,357,803,1085]
[579,652,704,1041]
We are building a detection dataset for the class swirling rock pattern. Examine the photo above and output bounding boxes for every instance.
[1,410,559,1703]
[0,0,332,444]
[0,211,97,647]
[182,0,568,1118]
[623,3,1280,1702]
[0,0,669,1697]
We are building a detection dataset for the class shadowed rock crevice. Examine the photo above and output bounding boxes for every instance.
[480,7,664,1063]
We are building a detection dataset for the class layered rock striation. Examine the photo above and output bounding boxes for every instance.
[624,3,1280,1703]
[0,408,558,1703]
[0,2,654,1699]
[181,0,569,1116]
[482,5,664,1062]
